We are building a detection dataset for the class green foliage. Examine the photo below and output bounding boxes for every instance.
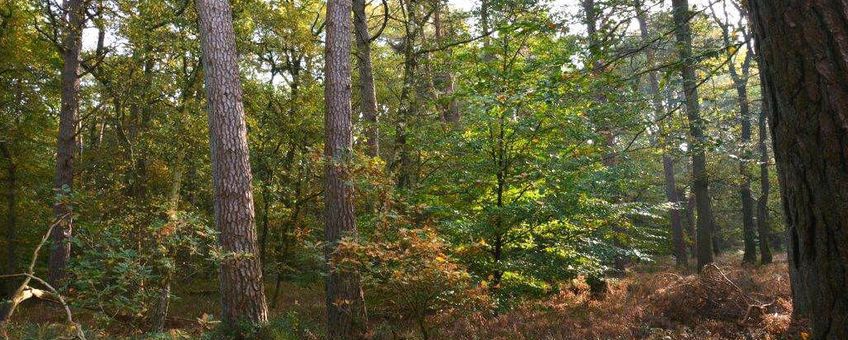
[67,210,216,327]
[0,0,789,337]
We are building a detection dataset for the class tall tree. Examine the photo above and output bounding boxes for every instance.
[196,0,269,329]
[755,101,772,264]
[324,0,368,337]
[634,0,686,266]
[708,1,756,264]
[748,1,848,337]
[48,0,86,284]
[354,0,380,157]
[671,0,714,269]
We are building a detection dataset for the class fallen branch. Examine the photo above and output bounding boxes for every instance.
[0,214,86,340]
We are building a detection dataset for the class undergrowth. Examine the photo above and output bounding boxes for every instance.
[2,254,809,339]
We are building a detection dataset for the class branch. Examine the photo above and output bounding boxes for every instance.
[369,0,389,42]
[0,214,85,340]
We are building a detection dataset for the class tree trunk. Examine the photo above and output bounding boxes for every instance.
[756,108,772,264]
[635,0,687,267]
[324,0,368,337]
[196,0,269,329]
[711,5,757,264]
[748,1,848,337]
[394,0,418,191]
[680,188,697,257]
[48,0,85,285]
[671,0,714,270]
[734,68,757,264]
[353,0,380,157]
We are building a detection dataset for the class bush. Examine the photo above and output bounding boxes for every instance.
[334,225,492,339]
[67,210,217,329]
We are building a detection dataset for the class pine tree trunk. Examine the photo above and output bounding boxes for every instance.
[671,0,714,270]
[324,0,368,337]
[48,0,85,285]
[196,0,269,329]
[748,1,848,337]
[635,0,687,267]
[353,0,380,157]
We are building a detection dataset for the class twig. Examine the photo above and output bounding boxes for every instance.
[0,214,86,340]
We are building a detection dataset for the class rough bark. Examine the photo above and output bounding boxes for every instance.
[354,0,380,157]
[671,0,714,270]
[48,0,85,285]
[635,0,686,267]
[324,0,368,337]
[196,0,269,328]
[756,108,772,264]
[748,1,848,337]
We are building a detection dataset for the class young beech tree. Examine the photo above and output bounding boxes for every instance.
[708,1,757,265]
[671,0,715,270]
[324,0,368,337]
[634,0,687,267]
[48,0,86,285]
[196,0,269,329]
[748,0,848,337]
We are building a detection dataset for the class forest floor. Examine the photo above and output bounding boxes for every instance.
[4,253,808,339]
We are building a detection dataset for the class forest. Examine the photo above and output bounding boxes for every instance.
[0,0,846,338]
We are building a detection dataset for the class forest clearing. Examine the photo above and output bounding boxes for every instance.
[0,0,846,338]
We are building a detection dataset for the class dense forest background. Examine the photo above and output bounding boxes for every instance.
[0,0,843,338]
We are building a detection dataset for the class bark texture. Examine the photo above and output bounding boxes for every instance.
[748,0,848,337]
[324,0,368,337]
[48,0,85,285]
[196,0,269,328]
[353,0,380,157]
[671,0,714,270]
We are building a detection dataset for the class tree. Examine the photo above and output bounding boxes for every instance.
[196,0,269,329]
[756,105,772,264]
[748,0,848,337]
[354,0,380,157]
[48,0,86,285]
[708,0,756,265]
[671,0,714,270]
[634,0,687,267]
[324,0,368,337]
